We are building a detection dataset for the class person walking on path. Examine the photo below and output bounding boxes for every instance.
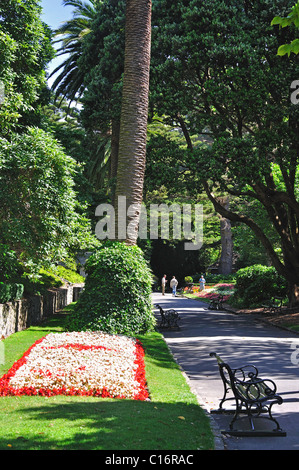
[170,276,178,296]
[199,275,206,290]
[161,275,167,295]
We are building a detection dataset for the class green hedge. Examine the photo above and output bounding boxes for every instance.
[233,265,287,306]
[67,242,156,335]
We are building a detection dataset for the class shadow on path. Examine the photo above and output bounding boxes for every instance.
[153,293,299,450]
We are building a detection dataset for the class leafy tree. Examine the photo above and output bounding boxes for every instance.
[52,0,126,190]
[0,0,54,134]
[144,131,221,275]
[0,127,95,271]
[150,0,299,305]
[272,1,299,55]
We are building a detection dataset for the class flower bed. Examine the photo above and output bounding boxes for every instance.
[185,283,234,302]
[0,332,149,400]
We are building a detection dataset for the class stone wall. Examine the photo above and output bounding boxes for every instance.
[0,283,84,338]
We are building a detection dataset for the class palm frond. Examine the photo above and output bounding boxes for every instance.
[50,0,100,103]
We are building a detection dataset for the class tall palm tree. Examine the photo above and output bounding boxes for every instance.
[50,0,100,103]
[114,0,152,245]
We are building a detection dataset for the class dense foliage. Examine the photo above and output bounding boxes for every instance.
[233,265,287,306]
[0,0,99,292]
[272,1,299,56]
[68,242,156,335]
[0,282,24,303]
[148,0,299,304]
[2,0,299,309]
[0,127,93,271]
[0,0,54,134]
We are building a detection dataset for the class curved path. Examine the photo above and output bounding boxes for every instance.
[152,292,299,450]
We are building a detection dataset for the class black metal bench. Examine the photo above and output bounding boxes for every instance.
[262,296,283,314]
[154,304,180,329]
[210,352,286,436]
[185,283,194,293]
[208,294,224,310]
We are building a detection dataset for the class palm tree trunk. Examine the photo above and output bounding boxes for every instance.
[114,0,152,245]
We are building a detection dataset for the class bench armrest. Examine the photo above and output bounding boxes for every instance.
[232,365,259,381]
[234,377,279,402]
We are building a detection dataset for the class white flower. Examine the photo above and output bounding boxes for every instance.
[8,331,146,399]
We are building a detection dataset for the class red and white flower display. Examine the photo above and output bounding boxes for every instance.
[0,332,149,400]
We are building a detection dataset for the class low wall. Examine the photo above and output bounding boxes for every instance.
[0,283,84,339]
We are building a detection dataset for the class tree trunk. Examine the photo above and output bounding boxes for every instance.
[218,198,233,275]
[202,179,299,307]
[114,0,152,245]
[110,119,120,181]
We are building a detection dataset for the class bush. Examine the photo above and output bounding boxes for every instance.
[21,269,64,296]
[67,242,156,335]
[53,266,85,284]
[233,265,287,307]
[205,273,236,284]
[38,269,64,288]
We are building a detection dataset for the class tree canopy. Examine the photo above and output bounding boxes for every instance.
[0,0,54,134]
[0,0,97,276]
[149,0,299,303]
[2,0,299,306]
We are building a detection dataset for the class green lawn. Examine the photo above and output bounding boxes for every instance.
[0,307,214,450]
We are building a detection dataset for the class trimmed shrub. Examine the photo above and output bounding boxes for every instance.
[67,242,156,335]
[233,265,287,306]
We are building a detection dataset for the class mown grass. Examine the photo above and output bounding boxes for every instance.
[0,306,214,451]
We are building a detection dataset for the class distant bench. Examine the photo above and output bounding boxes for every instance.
[261,296,284,314]
[208,294,224,310]
[154,304,181,329]
[210,352,286,436]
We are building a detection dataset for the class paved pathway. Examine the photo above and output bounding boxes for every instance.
[152,292,299,450]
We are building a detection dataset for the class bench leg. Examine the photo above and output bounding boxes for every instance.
[221,401,287,437]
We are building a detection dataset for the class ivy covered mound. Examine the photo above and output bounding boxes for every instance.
[68,242,156,335]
